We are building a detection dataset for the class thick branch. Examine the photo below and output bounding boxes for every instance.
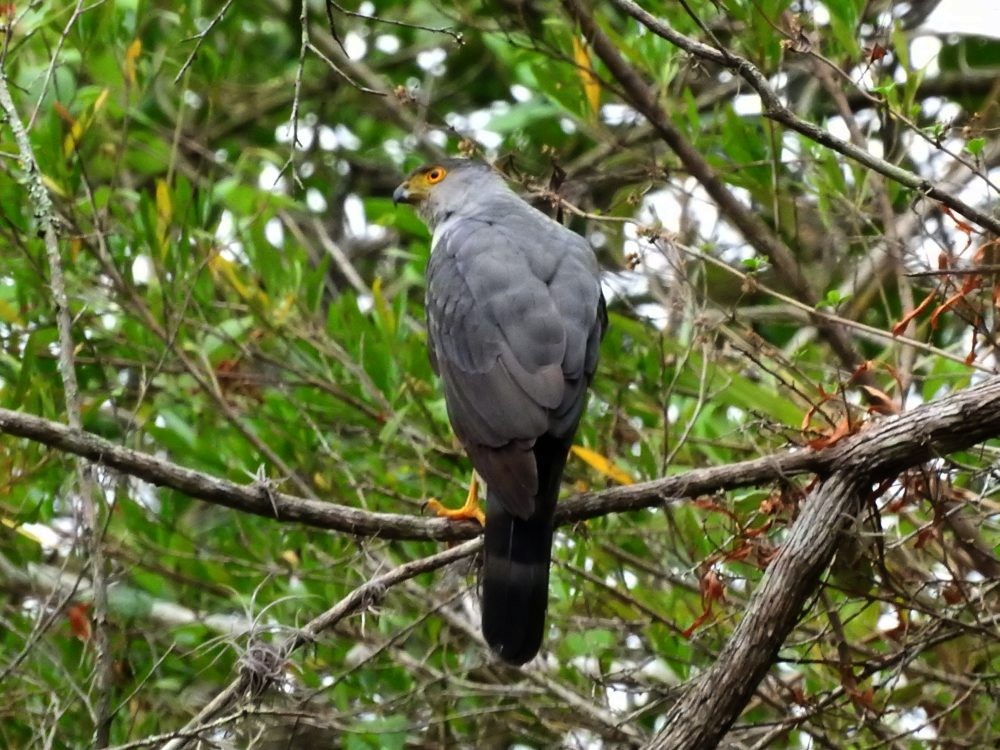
[0,407,465,541]
[636,374,1000,748]
[645,386,1000,747]
[3,375,1000,540]
[645,473,868,749]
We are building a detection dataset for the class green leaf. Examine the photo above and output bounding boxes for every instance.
[965,137,986,156]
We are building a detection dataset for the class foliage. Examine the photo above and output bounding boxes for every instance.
[0,0,998,748]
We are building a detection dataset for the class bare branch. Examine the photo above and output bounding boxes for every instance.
[175,0,236,83]
[4,374,1000,540]
[325,0,464,44]
[645,473,869,749]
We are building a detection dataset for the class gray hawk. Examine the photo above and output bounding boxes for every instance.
[394,159,606,664]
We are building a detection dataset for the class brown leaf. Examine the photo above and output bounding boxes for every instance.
[700,568,726,606]
[892,289,936,335]
[865,43,888,63]
[860,385,899,415]
[682,567,726,638]
[941,205,976,247]
[915,525,939,550]
[929,278,981,329]
[806,417,853,450]
[942,581,964,605]
[691,496,737,522]
[66,604,91,642]
[759,492,782,515]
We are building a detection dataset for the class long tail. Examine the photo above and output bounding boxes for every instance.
[481,491,554,664]
[481,436,568,665]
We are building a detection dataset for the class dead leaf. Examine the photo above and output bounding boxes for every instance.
[683,567,726,637]
[860,385,899,415]
[67,604,91,642]
[806,417,853,450]
[865,43,888,63]
[892,289,936,335]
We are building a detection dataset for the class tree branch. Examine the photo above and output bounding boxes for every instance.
[606,0,1000,237]
[0,406,468,541]
[3,375,1000,542]
[0,16,115,744]
[559,0,872,381]
[645,473,868,749]
[158,538,481,750]
[633,379,1000,745]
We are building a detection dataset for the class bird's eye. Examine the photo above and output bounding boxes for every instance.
[426,167,446,184]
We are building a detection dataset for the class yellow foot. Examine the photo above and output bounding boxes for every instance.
[424,475,485,526]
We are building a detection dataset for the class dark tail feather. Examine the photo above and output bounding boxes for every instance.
[481,492,554,664]
[481,435,569,664]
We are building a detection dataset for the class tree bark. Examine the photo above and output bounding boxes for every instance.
[644,472,867,749]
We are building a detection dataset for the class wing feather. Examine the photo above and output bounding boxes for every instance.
[426,214,603,516]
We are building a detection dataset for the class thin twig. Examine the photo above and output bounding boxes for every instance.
[27,0,100,130]
[325,0,463,44]
[560,0,875,386]
[278,0,311,189]
[174,0,236,83]
[306,41,385,95]
[664,237,988,372]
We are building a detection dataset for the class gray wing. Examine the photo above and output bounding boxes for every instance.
[426,213,603,517]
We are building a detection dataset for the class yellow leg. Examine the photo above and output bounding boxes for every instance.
[425,473,485,526]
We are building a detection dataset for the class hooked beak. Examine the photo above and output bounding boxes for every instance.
[393,181,413,206]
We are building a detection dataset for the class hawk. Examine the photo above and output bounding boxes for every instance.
[394,159,606,664]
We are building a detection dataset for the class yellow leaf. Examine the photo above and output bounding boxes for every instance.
[62,88,109,158]
[280,549,300,568]
[371,276,396,335]
[155,179,172,225]
[207,251,270,306]
[208,253,251,299]
[571,37,601,116]
[272,293,296,326]
[155,179,172,254]
[63,124,82,159]
[124,38,142,84]
[571,445,634,485]
[0,298,22,325]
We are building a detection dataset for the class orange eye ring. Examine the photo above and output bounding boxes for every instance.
[426,167,446,184]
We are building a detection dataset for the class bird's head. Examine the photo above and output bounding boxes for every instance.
[393,159,499,227]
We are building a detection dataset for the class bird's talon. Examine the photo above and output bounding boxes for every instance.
[424,484,485,526]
